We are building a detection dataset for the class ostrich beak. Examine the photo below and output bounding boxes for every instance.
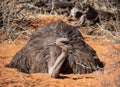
[48,42,56,46]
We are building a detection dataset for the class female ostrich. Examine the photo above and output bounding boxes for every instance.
[6,20,104,77]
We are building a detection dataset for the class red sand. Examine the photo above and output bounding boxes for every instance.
[0,17,120,87]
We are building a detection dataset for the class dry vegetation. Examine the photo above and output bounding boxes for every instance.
[0,0,120,87]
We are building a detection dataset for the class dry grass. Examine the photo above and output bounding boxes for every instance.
[0,1,120,86]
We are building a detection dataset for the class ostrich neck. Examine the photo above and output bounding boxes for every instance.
[49,49,68,78]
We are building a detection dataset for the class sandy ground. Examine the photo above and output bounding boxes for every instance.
[0,17,120,87]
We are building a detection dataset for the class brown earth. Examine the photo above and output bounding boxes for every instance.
[0,16,120,87]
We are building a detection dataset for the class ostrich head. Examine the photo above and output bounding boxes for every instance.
[50,38,70,51]
[55,38,70,50]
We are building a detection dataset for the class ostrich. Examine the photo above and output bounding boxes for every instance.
[6,20,104,78]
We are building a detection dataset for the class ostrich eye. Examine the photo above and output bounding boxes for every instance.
[61,41,69,45]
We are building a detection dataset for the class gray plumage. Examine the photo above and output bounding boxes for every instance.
[6,20,104,75]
